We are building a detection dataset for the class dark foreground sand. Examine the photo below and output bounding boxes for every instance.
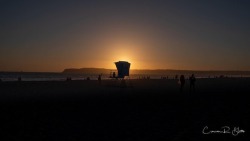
[0,78,250,140]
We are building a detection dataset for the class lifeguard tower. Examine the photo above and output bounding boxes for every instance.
[110,61,131,79]
[115,61,130,78]
[109,61,132,87]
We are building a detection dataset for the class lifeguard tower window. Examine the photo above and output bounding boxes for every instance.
[115,61,131,78]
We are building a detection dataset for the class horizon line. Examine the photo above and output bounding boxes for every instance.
[1,68,250,73]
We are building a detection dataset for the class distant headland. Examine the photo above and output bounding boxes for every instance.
[62,68,111,74]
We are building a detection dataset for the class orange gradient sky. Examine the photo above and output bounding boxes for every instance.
[1,1,250,72]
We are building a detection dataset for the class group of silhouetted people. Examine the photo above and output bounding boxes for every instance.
[178,74,196,93]
[109,72,118,80]
[161,76,168,79]
[66,77,72,81]
[138,76,150,80]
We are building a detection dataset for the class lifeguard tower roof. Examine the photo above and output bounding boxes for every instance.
[115,61,131,78]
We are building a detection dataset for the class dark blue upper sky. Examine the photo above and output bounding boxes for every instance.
[1,0,250,71]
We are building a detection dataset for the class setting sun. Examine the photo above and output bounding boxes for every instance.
[106,42,138,69]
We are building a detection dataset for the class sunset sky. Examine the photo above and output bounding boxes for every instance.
[1,0,250,72]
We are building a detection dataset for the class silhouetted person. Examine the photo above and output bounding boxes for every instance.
[175,75,179,80]
[179,75,185,93]
[113,72,116,78]
[98,74,101,80]
[189,74,196,93]
[18,76,22,82]
[66,77,71,81]
[98,74,102,85]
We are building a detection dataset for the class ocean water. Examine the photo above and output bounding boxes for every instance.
[0,71,250,82]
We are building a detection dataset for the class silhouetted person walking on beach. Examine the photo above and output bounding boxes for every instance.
[98,74,102,85]
[175,75,178,80]
[18,76,22,82]
[189,74,196,93]
[179,75,185,93]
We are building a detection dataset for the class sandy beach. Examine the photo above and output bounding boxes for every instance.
[0,78,250,140]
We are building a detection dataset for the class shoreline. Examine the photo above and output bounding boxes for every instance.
[1,78,250,101]
[1,76,250,82]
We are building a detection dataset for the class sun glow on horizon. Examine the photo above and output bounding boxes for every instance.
[106,42,139,69]
[111,57,135,69]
